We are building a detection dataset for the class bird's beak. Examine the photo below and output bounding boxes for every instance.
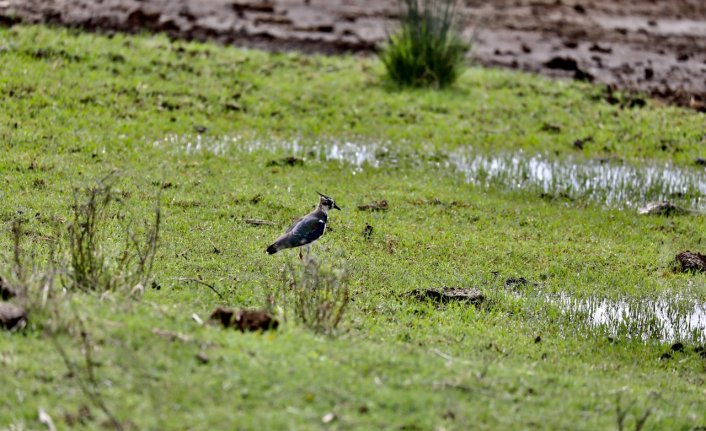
[334,203,341,210]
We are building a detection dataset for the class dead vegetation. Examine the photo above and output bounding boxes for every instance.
[244,218,275,226]
[357,200,388,211]
[67,175,161,294]
[49,316,124,431]
[614,392,652,431]
[269,257,350,334]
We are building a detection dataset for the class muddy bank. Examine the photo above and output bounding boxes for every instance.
[1,0,705,109]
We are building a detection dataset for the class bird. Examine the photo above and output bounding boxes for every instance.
[266,192,341,259]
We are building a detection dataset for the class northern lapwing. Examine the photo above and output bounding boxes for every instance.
[266,192,341,259]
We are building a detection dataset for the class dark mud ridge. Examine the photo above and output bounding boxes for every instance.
[2,0,706,109]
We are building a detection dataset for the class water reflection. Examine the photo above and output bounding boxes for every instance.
[152,135,706,210]
[547,292,706,343]
[448,150,706,208]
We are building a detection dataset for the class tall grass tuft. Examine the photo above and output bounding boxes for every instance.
[1,174,161,319]
[380,0,468,88]
[67,175,160,294]
[272,258,350,334]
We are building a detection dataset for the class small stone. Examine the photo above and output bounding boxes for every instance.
[196,352,210,364]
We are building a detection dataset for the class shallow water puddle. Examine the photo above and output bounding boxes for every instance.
[153,135,706,210]
[544,292,706,343]
[447,150,706,209]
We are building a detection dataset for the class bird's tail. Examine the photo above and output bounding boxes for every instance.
[266,243,279,255]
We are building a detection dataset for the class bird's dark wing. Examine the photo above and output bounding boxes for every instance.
[277,214,325,248]
[285,216,305,234]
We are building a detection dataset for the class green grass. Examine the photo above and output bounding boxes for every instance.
[1,25,706,430]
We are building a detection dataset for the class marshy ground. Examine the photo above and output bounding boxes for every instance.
[1,25,706,430]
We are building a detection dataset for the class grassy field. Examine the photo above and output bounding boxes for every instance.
[1,25,706,430]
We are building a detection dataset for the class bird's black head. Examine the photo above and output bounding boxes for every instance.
[317,192,341,211]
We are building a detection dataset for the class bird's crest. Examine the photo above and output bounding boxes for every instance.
[316,192,341,211]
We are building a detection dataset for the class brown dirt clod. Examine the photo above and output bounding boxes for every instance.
[234,308,279,332]
[209,306,278,332]
[0,302,28,330]
[676,251,706,273]
[362,223,373,240]
[408,287,484,305]
[266,156,304,167]
[209,306,235,327]
[357,200,388,211]
[195,351,210,364]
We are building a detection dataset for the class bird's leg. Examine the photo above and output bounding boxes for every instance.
[299,248,303,260]
[306,244,311,261]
